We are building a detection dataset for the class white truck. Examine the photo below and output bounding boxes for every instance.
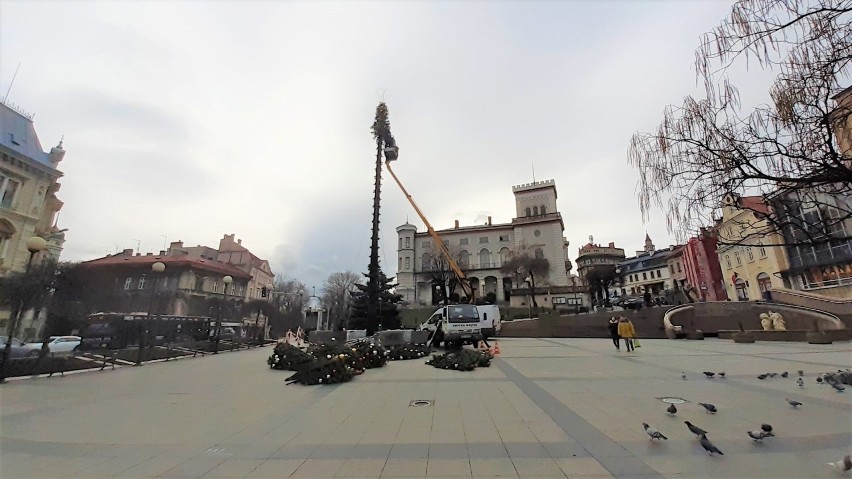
[476,305,502,339]
[418,304,482,349]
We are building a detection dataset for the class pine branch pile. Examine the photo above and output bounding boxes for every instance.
[386,344,431,361]
[267,343,314,370]
[285,356,355,385]
[426,348,493,371]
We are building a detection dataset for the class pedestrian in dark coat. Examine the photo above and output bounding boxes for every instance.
[608,317,620,351]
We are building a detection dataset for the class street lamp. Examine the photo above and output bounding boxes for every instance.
[0,236,47,383]
[136,261,165,366]
[524,276,532,320]
[213,275,232,354]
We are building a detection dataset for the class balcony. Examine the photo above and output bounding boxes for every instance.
[511,212,562,226]
[417,261,506,273]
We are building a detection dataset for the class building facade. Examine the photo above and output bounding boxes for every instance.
[167,234,274,302]
[396,180,571,308]
[682,232,727,301]
[770,189,852,298]
[0,101,67,335]
[666,245,687,291]
[618,236,674,296]
[716,193,789,301]
[80,250,252,316]
[0,101,66,276]
[577,240,625,303]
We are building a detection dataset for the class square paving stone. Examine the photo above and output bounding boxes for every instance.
[202,458,264,477]
[245,459,305,478]
[510,458,565,477]
[291,458,346,477]
[426,458,471,477]
[382,458,428,477]
[335,458,387,477]
[469,458,518,477]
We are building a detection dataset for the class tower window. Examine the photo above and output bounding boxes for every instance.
[405,237,410,248]
[540,205,546,215]
[525,207,531,217]
[533,206,539,216]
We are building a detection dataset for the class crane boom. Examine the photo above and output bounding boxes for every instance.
[385,160,475,303]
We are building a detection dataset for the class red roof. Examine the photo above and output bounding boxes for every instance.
[81,254,252,279]
[739,196,771,215]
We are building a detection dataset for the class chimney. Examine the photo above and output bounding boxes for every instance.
[146,252,153,256]
[159,250,166,256]
[136,253,141,256]
[237,239,242,245]
[169,240,184,249]
[608,242,614,248]
[487,216,492,226]
[122,248,133,255]
[454,220,459,229]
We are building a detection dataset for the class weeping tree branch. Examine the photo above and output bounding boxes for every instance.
[631,0,852,247]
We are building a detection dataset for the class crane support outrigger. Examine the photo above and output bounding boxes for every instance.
[383,145,475,304]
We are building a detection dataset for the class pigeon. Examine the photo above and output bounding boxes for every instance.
[785,398,803,408]
[699,434,724,455]
[703,371,716,378]
[718,372,726,378]
[781,371,789,378]
[643,423,668,440]
[698,402,718,414]
[685,421,708,437]
[797,377,804,388]
[831,382,845,392]
[747,430,774,442]
[767,373,777,378]
[798,370,804,377]
[758,374,768,380]
[681,372,687,380]
[761,423,773,433]
[666,404,677,415]
[827,454,852,473]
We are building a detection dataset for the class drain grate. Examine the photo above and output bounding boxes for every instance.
[660,397,687,404]
[409,399,434,407]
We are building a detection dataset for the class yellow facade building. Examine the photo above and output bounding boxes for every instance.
[716,193,789,301]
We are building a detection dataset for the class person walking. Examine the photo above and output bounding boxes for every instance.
[608,317,621,351]
[618,316,637,352]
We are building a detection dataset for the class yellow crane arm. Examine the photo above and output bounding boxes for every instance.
[385,160,474,302]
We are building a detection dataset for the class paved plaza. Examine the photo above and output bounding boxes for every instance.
[1,338,850,478]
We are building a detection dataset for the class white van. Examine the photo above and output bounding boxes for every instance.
[476,305,501,339]
[418,304,482,348]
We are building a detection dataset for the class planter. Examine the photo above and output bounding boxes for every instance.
[806,332,833,345]
[732,332,756,343]
[686,330,705,340]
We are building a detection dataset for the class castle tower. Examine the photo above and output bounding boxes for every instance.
[396,223,417,303]
[644,233,655,252]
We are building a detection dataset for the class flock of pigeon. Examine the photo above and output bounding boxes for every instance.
[640,369,851,473]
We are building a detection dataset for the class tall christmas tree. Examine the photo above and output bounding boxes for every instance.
[349,269,402,334]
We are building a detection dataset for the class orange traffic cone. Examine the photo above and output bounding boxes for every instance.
[490,342,500,356]
[478,340,488,351]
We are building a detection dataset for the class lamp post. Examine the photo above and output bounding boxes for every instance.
[213,275,232,354]
[524,276,532,320]
[136,261,165,366]
[0,237,47,383]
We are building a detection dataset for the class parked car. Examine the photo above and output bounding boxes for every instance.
[26,336,81,354]
[0,336,40,358]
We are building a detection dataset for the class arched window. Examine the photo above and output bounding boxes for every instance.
[540,205,546,215]
[479,248,492,268]
[458,250,470,268]
[533,206,539,216]
[757,272,772,292]
[499,247,511,266]
[421,253,433,271]
[525,207,531,217]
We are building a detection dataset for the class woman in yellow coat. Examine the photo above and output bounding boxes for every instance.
[617,316,637,352]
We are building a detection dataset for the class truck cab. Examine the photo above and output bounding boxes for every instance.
[418,304,482,348]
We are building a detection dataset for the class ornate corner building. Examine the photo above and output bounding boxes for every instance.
[0,100,67,276]
[395,180,572,307]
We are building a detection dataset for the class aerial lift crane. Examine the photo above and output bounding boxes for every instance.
[382,144,475,304]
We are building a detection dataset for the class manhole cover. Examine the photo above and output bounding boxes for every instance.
[661,397,686,404]
[409,399,434,407]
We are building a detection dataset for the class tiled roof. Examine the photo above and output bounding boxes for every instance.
[81,254,252,279]
[739,196,771,215]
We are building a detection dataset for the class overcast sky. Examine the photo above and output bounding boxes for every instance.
[2,0,765,290]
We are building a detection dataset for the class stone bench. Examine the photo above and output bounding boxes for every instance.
[717,329,850,342]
